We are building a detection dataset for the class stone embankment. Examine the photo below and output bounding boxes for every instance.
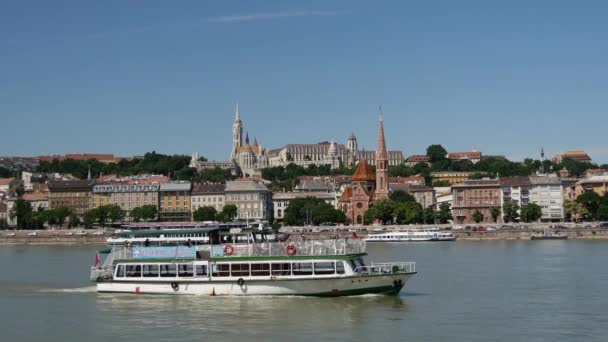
[2,225,608,244]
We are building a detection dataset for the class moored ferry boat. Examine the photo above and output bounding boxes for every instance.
[91,228,416,296]
[366,228,456,242]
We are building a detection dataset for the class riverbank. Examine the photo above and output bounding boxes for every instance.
[2,227,608,244]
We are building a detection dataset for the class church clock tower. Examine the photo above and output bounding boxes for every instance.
[231,103,243,160]
[374,109,390,200]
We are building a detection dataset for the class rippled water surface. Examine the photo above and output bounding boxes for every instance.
[1,241,608,341]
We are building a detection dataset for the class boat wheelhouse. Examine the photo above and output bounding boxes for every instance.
[366,228,456,242]
[91,228,416,296]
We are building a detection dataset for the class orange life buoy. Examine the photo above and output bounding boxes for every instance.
[286,244,297,255]
[224,244,234,256]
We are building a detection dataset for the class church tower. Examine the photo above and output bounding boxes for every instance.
[374,110,389,200]
[231,103,243,159]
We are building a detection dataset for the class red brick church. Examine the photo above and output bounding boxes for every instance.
[338,114,390,224]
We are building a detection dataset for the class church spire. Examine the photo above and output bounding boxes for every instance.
[374,107,389,200]
[376,107,388,159]
[253,137,258,147]
[245,131,250,145]
[235,102,241,122]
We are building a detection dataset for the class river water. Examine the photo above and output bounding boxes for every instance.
[1,241,607,342]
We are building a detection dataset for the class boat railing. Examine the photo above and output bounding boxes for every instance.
[90,267,114,281]
[217,239,366,258]
[354,262,416,275]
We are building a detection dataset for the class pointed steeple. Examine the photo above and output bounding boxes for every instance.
[253,137,258,147]
[245,131,250,145]
[376,107,388,159]
[235,102,241,122]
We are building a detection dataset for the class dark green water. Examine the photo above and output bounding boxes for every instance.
[1,241,607,341]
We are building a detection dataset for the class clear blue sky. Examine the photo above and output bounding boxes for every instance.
[2,0,607,164]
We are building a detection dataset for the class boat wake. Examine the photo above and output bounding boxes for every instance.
[39,286,97,293]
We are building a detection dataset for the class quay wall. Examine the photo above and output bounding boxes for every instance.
[3,227,608,245]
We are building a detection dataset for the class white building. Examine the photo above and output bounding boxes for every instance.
[191,183,226,213]
[225,179,273,222]
[499,176,530,221]
[529,174,564,222]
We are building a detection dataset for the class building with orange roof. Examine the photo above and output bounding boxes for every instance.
[338,112,390,224]
[552,150,592,164]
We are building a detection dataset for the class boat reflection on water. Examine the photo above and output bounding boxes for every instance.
[95,294,410,338]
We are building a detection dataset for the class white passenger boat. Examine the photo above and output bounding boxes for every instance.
[91,228,416,297]
[366,229,456,242]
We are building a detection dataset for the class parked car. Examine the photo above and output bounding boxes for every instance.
[27,232,37,236]
[599,223,608,228]
[5,232,16,237]
[75,231,87,236]
[93,231,104,236]
[452,225,464,230]
[486,226,497,231]
[65,232,73,236]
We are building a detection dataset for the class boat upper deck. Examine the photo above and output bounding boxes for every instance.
[106,238,367,263]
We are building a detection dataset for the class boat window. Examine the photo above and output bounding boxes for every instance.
[143,264,159,277]
[126,265,142,277]
[212,264,230,277]
[160,264,177,277]
[231,263,250,277]
[357,258,366,268]
[292,262,313,276]
[271,263,291,276]
[251,263,270,276]
[116,265,125,278]
[336,261,345,274]
[314,262,335,275]
[195,265,208,277]
[178,264,194,277]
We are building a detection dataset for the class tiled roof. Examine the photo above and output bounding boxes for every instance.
[192,183,226,195]
[159,182,191,191]
[48,179,94,191]
[273,192,335,200]
[529,176,562,185]
[448,152,482,159]
[452,179,500,188]
[352,159,374,181]
[23,192,49,201]
[226,179,270,192]
[0,178,15,186]
[500,176,530,187]
[406,155,429,162]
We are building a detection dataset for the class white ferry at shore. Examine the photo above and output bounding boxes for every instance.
[90,226,416,297]
[366,228,456,242]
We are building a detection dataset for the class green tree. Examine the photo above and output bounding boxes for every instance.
[389,190,416,203]
[68,213,81,228]
[422,207,436,224]
[490,207,501,223]
[426,144,448,163]
[472,209,483,223]
[216,204,238,223]
[53,207,71,228]
[502,200,520,223]
[131,207,143,222]
[596,194,608,221]
[140,205,158,221]
[0,218,8,229]
[371,199,395,224]
[83,210,97,228]
[436,202,453,224]
[521,203,542,223]
[193,206,218,222]
[576,192,601,219]
[394,201,422,225]
[107,205,125,225]
[10,198,32,230]
[363,207,376,225]
[283,197,345,226]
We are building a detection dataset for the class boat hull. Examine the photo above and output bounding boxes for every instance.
[97,273,415,296]
[531,236,568,240]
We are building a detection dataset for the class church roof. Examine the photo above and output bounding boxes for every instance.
[352,158,375,181]
[339,187,353,201]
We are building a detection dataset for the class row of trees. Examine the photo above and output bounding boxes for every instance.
[36,151,236,184]
[282,197,347,226]
[567,192,608,221]
[192,204,238,223]
[363,191,453,225]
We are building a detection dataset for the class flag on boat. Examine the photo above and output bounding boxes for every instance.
[94,253,99,267]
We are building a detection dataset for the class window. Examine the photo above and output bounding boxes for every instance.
[336,261,345,274]
[292,262,313,276]
[143,264,159,277]
[178,264,194,277]
[271,263,291,276]
[126,265,142,277]
[160,264,177,277]
[212,264,231,277]
[231,263,250,277]
[251,263,270,276]
[116,265,125,277]
[195,265,208,277]
[314,262,335,275]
